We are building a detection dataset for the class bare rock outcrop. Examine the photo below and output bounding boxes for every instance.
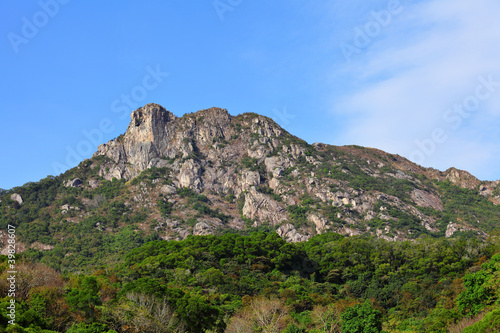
[94,104,239,186]
[242,187,288,225]
[10,193,23,205]
[85,103,499,242]
[193,221,213,236]
[443,167,480,190]
[445,222,473,238]
[308,214,328,234]
[411,189,443,211]
[65,178,83,187]
[276,224,310,242]
[178,159,203,190]
[265,156,291,178]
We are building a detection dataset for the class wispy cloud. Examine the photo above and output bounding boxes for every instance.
[332,0,500,180]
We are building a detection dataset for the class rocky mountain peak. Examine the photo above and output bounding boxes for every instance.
[85,103,500,242]
[424,166,481,190]
[126,103,176,144]
[444,167,480,189]
[130,103,174,128]
[94,104,287,182]
[192,106,231,121]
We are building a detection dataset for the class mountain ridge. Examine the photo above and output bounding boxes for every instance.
[95,103,490,187]
[2,103,500,264]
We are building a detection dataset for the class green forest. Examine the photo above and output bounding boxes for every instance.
[2,232,500,332]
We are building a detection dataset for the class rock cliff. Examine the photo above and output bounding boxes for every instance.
[84,104,500,241]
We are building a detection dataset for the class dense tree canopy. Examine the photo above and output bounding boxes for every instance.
[2,232,500,332]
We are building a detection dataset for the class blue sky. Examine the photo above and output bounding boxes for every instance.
[1,0,500,189]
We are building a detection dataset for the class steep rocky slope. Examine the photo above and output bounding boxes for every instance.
[2,103,500,267]
[92,104,500,241]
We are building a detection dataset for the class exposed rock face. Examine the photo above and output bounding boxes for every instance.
[60,204,80,214]
[491,196,500,206]
[265,156,291,178]
[0,230,26,255]
[160,185,176,195]
[445,223,458,238]
[429,167,481,190]
[65,178,83,187]
[10,193,23,205]
[445,222,476,238]
[308,214,328,234]
[193,221,212,236]
[177,159,203,190]
[95,104,235,183]
[479,181,500,201]
[86,103,499,242]
[276,224,310,242]
[95,104,285,191]
[30,242,54,251]
[411,189,443,211]
[241,171,261,191]
[242,187,288,225]
[339,226,363,237]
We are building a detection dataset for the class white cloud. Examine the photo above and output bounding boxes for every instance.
[332,0,500,180]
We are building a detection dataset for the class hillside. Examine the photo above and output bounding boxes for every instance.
[3,103,500,332]
[2,103,500,268]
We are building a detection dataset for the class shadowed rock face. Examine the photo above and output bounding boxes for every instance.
[89,103,499,242]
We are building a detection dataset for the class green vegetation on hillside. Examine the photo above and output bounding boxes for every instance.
[2,232,500,332]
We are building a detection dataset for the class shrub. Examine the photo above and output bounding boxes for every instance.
[341,300,382,333]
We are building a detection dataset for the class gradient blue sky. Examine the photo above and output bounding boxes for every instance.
[2,0,500,189]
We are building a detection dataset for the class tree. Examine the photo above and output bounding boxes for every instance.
[457,271,494,316]
[66,276,101,321]
[311,305,342,333]
[102,292,184,333]
[226,297,288,333]
[341,300,382,333]
[175,292,224,332]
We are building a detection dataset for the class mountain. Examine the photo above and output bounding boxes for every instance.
[2,103,500,267]
[4,103,500,333]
